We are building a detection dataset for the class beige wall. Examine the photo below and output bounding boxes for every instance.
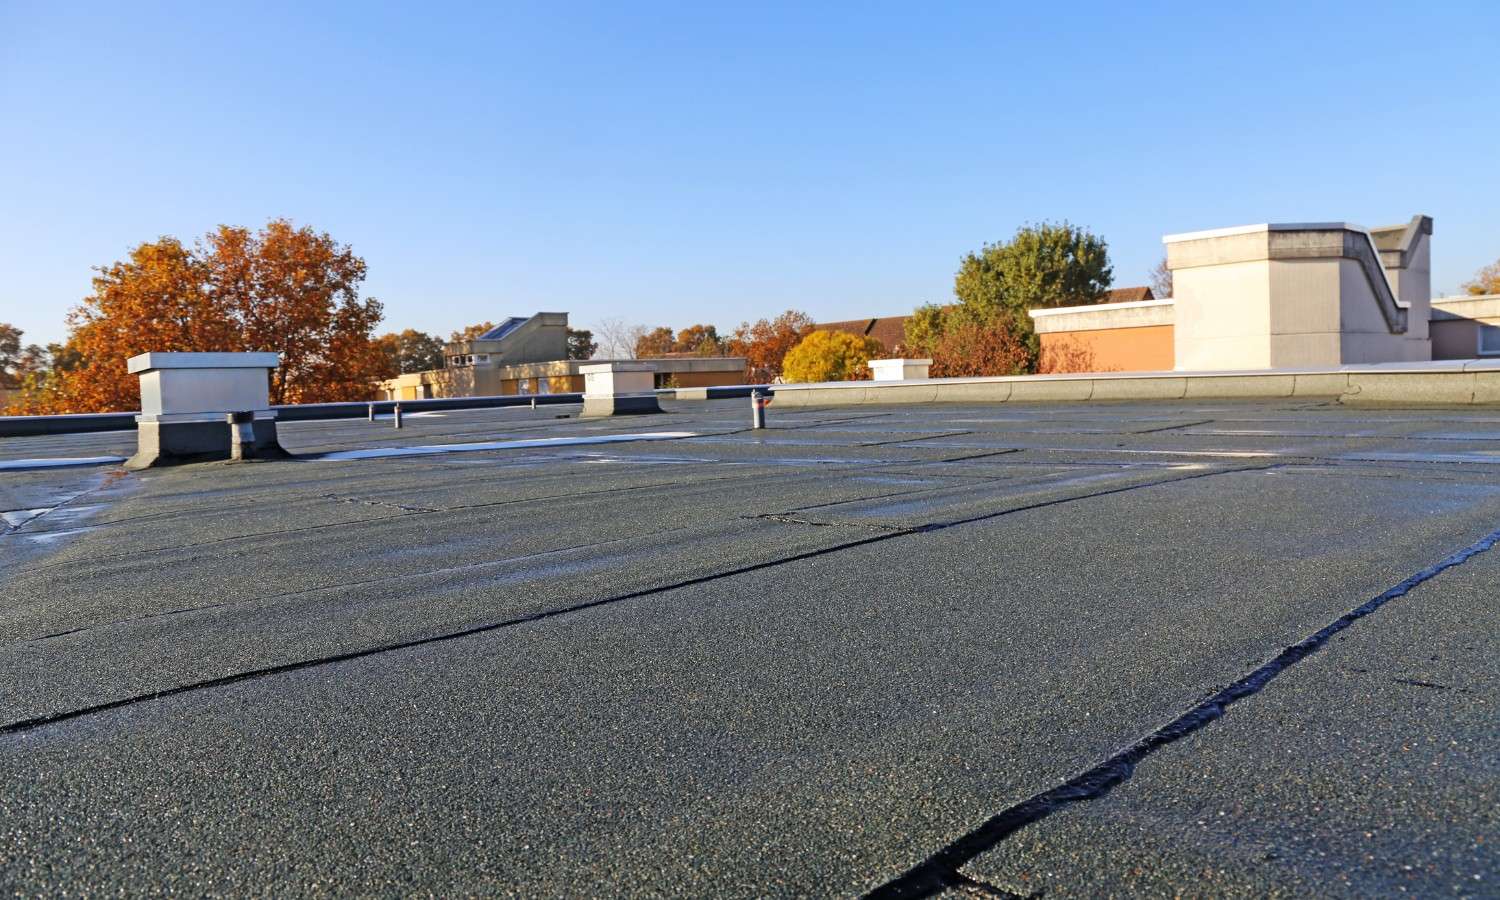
[1166,221,1431,370]
[1375,217,1433,349]
[1431,320,1483,359]
[1172,259,1272,369]
[1430,294,1500,360]
[1263,257,1406,366]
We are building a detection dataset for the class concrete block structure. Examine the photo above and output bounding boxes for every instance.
[868,359,932,381]
[125,352,285,468]
[1026,215,1481,374]
[448,313,571,370]
[580,362,662,417]
[1165,217,1431,370]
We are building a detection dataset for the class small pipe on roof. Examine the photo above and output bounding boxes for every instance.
[227,412,256,461]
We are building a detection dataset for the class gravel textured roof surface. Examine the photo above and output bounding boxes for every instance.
[2,397,1497,897]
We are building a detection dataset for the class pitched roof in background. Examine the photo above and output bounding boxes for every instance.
[1102,286,1155,303]
[814,289,1154,349]
[817,318,878,337]
[816,316,910,352]
[865,316,909,351]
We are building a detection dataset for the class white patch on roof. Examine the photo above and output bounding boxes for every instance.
[314,431,699,461]
[2,508,53,528]
[0,456,126,471]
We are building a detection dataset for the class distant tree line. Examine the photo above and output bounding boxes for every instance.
[18,219,1479,413]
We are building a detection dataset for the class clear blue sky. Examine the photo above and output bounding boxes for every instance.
[2,1,1497,346]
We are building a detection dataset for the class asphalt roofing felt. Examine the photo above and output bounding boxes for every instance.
[1,397,1497,897]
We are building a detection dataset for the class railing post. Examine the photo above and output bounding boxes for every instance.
[393,404,403,429]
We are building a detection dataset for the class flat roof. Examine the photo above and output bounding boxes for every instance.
[1162,221,1364,243]
[3,398,1499,895]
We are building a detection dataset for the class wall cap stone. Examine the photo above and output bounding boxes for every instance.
[127,352,280,374]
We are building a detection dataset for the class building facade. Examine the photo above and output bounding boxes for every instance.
[1031,216,1498,373]
[376,312,748,400]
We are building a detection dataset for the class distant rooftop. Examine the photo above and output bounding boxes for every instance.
[816,316,911,351]
[817,287,1155,350]
[476,317,529,341]
[1102,285,1154,303]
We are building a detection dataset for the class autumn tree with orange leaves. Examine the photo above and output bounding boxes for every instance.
[727,310,815,382]
[13,220,385,413]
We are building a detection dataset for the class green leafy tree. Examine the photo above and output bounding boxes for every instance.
[953,221,1111,327]
[0,324,46,389]
[567,328,598,360]
[3,340,75,413]
[781,330,884,383]
[902,304,949,357]
[909,222,1111,377]
[376,329,445,374]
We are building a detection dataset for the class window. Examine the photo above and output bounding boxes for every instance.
[1480,324,1500,356]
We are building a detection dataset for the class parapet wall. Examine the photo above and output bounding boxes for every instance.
[1030,299,1175,372]
[771,361,1500,407]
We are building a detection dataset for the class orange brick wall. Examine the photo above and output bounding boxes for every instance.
[1038,325,1175,373]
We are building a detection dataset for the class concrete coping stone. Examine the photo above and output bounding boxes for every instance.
[770,360,1500,393]
[1028,298,1174,318]
[136,411,279,424]
[1163,221,1370,243]
[578,362,657,374]
[126,352,281,374]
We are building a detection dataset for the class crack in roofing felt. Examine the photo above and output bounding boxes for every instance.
[860,523,1500,900]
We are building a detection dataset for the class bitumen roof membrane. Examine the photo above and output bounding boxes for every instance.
[1,397,1497,897]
